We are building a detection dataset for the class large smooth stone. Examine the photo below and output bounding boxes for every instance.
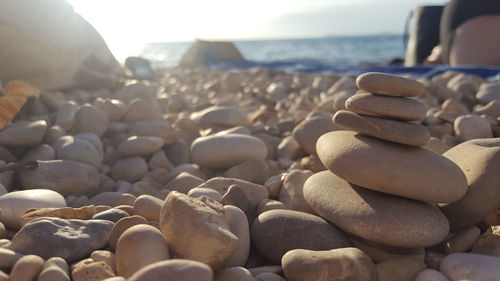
[223,205,250,268]
[333,110,430,146]
[441,138,500,230]
[191,106,248,127]
[8,218,113,262]
[0,189,66,229]
[282,248,377,281]
[18,160,100,197]
[440,253,500,281]
[316,131,467,203]
[0,120,47,146]
[116,224,169,278]
[303,171,449,248]
[159,191,238,270]
[117,136,164,157]
[191,134,267,169]
[356,72,425,97]
[127,260,212,281]
[251,209,350,263]
[345,92,427,121]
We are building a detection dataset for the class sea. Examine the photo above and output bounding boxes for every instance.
[140,35,406,71]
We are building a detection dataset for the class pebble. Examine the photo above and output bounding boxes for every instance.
[292,117,338,155]
[117,136,165,157]
[303,171,449,248]
[221,184,256,222]
[224,205,250,267]
[55,135,102,168]
[9,255,45,281]
[110,157,148,182]
[255,272,286,281]
[71,259,115,281]
[350,235,425,262]
[54,101,78,130]
[129,120,179,144]
[188,187,222,201]
[73,105,109,136]
[8,218,113,262]
[127,260,213,281]
[88,192,136,207]
[192,106,249,128]
[440,253,500,281]
[165,172,204,194]
[0,189,66,229]
[18,160,100,197]
[0,120,47,146]
[108,215,148,252]
[471,225,500,257]
[345,92,427,121]
[476,82,500,103]
[159,191,238,269]
[20,205,97,227]
[165,139,191,165]
[453,114,492,142]
[278,169,315,214]
[215,267,255,281]
[133,195,163,221]
[37,266,70,281]
[333,110,431,146]
[199,177,269,206]
[92,208,129,222]
[251,209,350,263]
[123,99,160,122]
[224,157,271,184]
[376,258,426,281]
[414,269,450,281]
[191,134,267,169]
[441,138,500,230]
[356,72,425,97]
[282,248,377,281]
[22,144,55,161]
[316,131,467,203]
[116,224,169,278]
[444,226,481,254]
[91,250,117,273]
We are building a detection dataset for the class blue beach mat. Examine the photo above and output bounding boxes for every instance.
[202,52,500,80]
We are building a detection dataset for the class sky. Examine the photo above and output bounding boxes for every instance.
[68,0,447,60]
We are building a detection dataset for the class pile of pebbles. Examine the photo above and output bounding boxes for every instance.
[0,68,499,281]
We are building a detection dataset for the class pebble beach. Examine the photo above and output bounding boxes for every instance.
[0,67,499,281]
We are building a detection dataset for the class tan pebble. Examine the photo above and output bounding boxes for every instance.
[159,192,237,270]
[91,250,116,273]
[199,177,269,206]
[333,110,431,146]
[0,248,24,268]
[88,192,136,207]
[257,199,287,214]
[133,195,163,221]
[423,137,451,154]
[223,205,250,267]
[10,255,45,281]
[108,215,148,252]
[224,157,271,185]
[442,138,500,230]
[346,92,427,121]
[444,226,481,254]
[282,248,377,281]
[356,72,425,97]
[43,256,69,273]
[215,267,254,281]
[110,157,148,182]
[37,266,70,281]
[332,89,356,111]
[279,169,315,214]
[20,206,96,227]
[165,172,204,194]
[350,235,425,263]
[71,260,115,281]
[129,120,179,144]
[0,271,7,281]
[376,258,426,281]
[264,174,284,199]
[292,117,338,155]
[414,269,450,281]
[117,136,165,157]
[187,187,222,201]
[453,114,492,142]
[127,259,212,281]
[116,224,169,278]
[474,100,500,118]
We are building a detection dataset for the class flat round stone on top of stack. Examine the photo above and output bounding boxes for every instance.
[334,72,431,147]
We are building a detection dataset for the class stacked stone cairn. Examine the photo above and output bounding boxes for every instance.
[302,72,469,280]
